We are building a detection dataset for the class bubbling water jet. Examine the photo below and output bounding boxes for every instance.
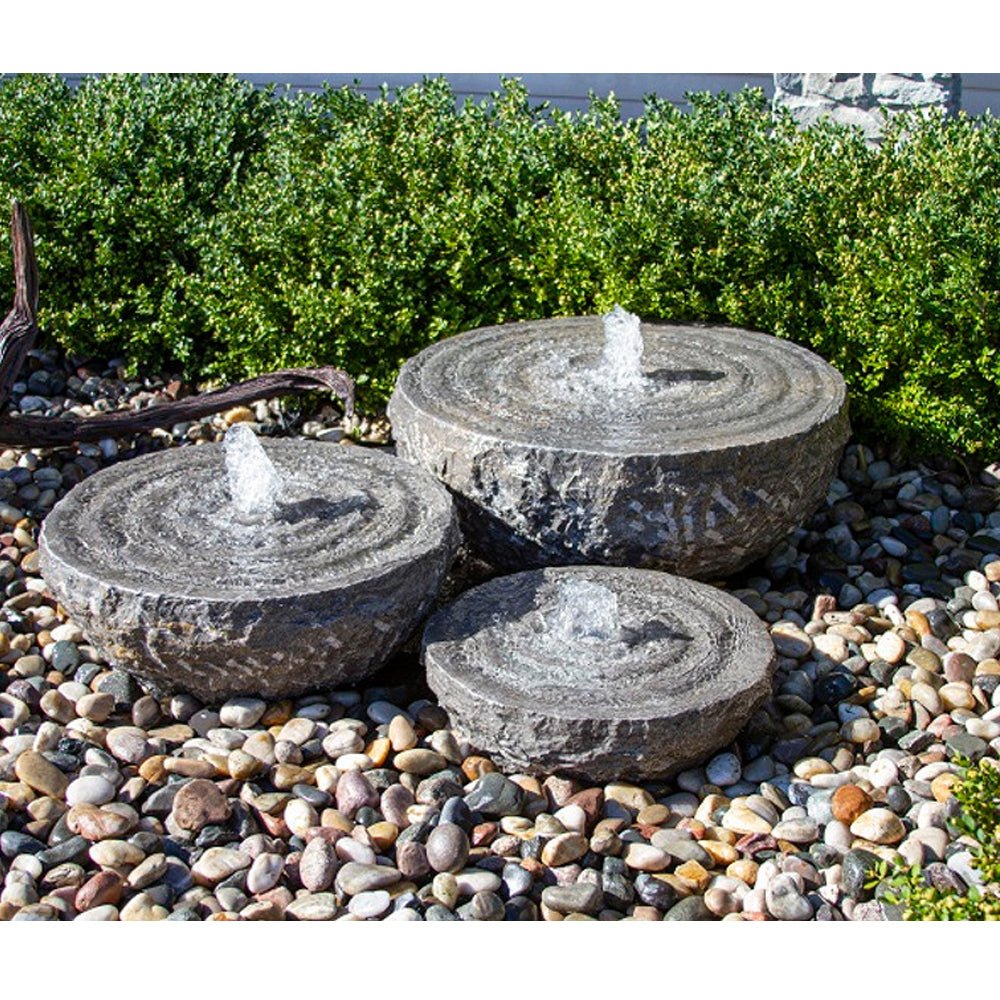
[601,304,645,389]
[224,423,283,520]
[547,578,621,643]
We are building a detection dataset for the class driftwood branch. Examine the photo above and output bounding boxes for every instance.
[0,201,40,408]
[0,200,354,447]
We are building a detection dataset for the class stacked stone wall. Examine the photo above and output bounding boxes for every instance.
[773,73,961,141]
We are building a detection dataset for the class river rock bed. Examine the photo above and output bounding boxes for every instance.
[1,348,1000,921]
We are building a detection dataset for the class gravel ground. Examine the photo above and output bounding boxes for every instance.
[1,347,999,921]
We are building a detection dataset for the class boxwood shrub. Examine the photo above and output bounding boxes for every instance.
[1,73,999,459]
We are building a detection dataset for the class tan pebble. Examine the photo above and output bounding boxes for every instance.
[138,756,168,784]
[89,840,145,868]
[163,758,218,779]
[541,832,588,867]
[905,611,932,637]
[675,859,712,892]
[939,683,975,712]
[589,830,621,856]
[119,892,169,921]
[655,873,693,898]
[694,793,731,826]
[75,692,115,723]
[636,804,670,826]
[701,840,738,866]
[39,690,75,724]
[932,772,959,802]
[0,781,35,809]
[394,749,447,775]
[284,799,318,838]
[387,715,417,752]
[849,807,906,845]
[14,750,68,798]
[707,826,738,846]
[367,822,399,851]
[365,738,391,767]
[68,804,135,841]
[704,886,740,916]
[975,658,1000,677]
[227,749,264,781]
[727,859,759,885]
[499,815,533,835]
[320,809,354,833]
[793,757,834,779]
[223,406,255,425]
[875,631,906,664]
[272,764,315,789]
[721,801,772,835]
[242,731,277,764]
[508,774,544,797]
[314,765,341,793]
[241,901,283,921]
[26,796,66,822]
[911,682,942,715]
[604,782,654,812]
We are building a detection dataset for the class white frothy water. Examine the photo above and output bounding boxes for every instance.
[223,423,283,519]
[548,579,621,643]
[601,304,645,388]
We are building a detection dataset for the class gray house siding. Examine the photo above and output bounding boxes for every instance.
[62,72,1000,116]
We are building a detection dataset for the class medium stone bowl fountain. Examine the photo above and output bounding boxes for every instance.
[39,427,459,702]
[388,309,850,579]
[422,565,776,782]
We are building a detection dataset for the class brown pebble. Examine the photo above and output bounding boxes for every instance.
[261,701,293,726]
[162,758,218,779]
[565,788,604,830]
[470,822,498,847]
[831,784,874,825]
[171,778,232,832]
[67,804,134,841]
[636,804,671,826]
[75,871,124,911]
[138,756,168,784]
[461,756,495,781]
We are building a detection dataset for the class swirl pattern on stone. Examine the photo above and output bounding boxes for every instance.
[391,316,844,454]
[423,566,776,781]
[39,441,459,701]
[42,441,443,599]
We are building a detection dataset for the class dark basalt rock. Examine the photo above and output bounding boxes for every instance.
[389,316,849,579]
[39,440,459,702]
[423,566,776,782]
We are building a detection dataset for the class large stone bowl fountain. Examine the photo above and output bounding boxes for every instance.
[388,309,850,579]
[38,428,459,702]
[422,565,776,782]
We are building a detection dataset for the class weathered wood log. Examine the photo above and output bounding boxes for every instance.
[0,201,40,408]
[0,200,354,447]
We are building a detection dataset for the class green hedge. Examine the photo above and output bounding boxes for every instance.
[1,73,999,458]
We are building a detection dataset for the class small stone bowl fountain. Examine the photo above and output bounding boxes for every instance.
[422,565,776,782]
[39,427,459,702]
[388,308,850,579]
